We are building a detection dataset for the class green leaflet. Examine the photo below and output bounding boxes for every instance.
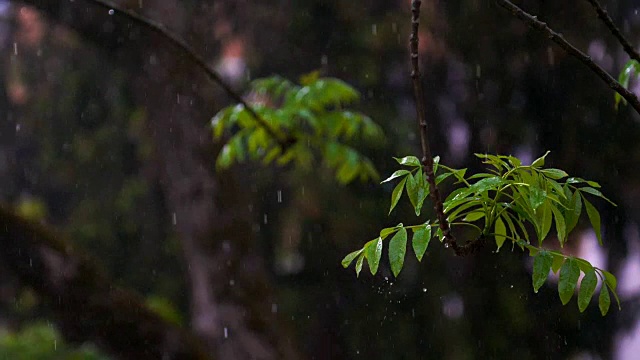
[341,248,363,268]
[532,251,553,293]
[494,217,507,251]
[558,258,580,305]
[389,177,407,215]
[583,197,602,246]
[365,237,383,275]
[355,253,365,277]
[394,156,421,167]
[578,270,597,312]
[382,170,410,183]
[412,224,431,262]
[599,284,611,316]
[389,227,408,277]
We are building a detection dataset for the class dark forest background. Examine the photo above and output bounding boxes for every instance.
[0,0,639,359]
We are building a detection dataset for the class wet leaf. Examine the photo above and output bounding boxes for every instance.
[583,197,602,246]
[578,270,597,312]
[394,156,421,167]
[558,258,580,305]
[389,227,408,277]
[412,224,431,262]
[381,170,410,184]
[532,251,553,293]
[389,177,407,214]
[341,249,363,268]
[540,168,568,179]
[355,253,365,277]
[494,217,507,251]
[365,237,383,275]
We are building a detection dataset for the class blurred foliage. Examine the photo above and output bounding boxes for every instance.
[212,73,383,184]
[0,323,110,360]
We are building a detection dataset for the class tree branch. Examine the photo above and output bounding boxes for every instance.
[495,0,640,114]
[85,0,294,149]
[585,0,640,63]
[409,1,461,254]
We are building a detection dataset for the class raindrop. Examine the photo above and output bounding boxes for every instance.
[229,279,235,286]
[263,214,268,224]
[172,212,177,225]
[108,9,114,15]
[15,124,21,132]
[371,24,377,36]
[271,303,278,313]
[277,190,282,203]
[54,340,57,351]
[422,288,427,292]
[510,284,514,288]
[13,42,17,55]
[223,327,228,338]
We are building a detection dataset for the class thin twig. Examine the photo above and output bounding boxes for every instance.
[585,0,640,63]
[409,1,460,254]
[86,0,293,148]
[496,0,640,115]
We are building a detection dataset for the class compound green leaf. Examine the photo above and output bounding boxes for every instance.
[578,270,598,312]
[381,170,410,184]
[558,258,580,305]
[532,251,553,293]
[494,217,507,251]
[341,248,363,268]
[389,177,407,215]
[389,227,408,277]
[412,224,432,262]
[583,197,602,246]
[365,237,383,275]
[599,284,611,316]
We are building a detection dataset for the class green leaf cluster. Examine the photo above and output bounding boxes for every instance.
[616,60,640,110]
[343,151,619,315]
[529,249,619,315]
[211,73,383,184]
